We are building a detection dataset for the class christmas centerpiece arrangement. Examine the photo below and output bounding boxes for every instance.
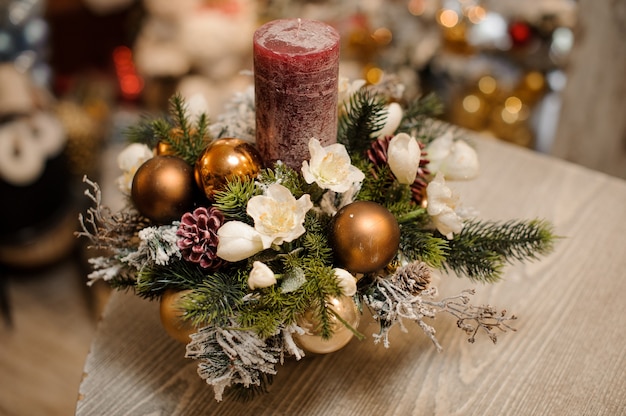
[77,19,556,401]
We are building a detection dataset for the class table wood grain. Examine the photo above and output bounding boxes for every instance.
[76,135,626,415]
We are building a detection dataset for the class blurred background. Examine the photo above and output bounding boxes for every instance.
[0,0,624,414]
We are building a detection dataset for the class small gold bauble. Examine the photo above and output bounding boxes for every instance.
[194,138,263,200]
[159,289,197,344]
[155,140,175,156]
[329,201,400,274]
[293,295,360,354]
[131,155,195,224]
[156,127,206,156]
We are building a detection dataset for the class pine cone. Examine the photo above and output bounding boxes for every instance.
[366,136,431,204]
[176,207,225,270]
[390,261,431,295]
[366,136,391,167]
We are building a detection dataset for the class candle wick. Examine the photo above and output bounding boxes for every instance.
[297,18,301,38]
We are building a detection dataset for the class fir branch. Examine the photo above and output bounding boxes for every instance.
[148,118,174,146]
[135,260,211,299]
[399,224,449,269]
[354,160,396,204]
[164,94,212,165]
[125,115,169,147]
[397,93,444,136]
[300,212,333,266]
[337,89,388,156]
[237,261,341,339]
[302,264,343,339]
[86,255,137,288]
[186,319,281,402]
[212,177,259,223]
[125,95,212,165]
[445,219,557,282]
[180,269,248,327]
[257,163,318,200]
[170,93,192,138]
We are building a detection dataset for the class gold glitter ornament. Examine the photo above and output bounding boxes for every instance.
[329,201,400,274]
[131,155,195,224]
[293,295,360,354]
[159,289,197,344]
[194,138,263,200]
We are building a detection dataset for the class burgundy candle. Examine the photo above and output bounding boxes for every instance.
[253,18,340,169]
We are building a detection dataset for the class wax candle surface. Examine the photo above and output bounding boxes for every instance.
[254,19,340,169]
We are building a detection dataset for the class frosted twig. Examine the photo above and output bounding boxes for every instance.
[186,319,280,402]
[76,176,146,250]
[364,261,516,350]
[423,289,517,344]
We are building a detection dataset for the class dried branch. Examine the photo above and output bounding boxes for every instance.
[363,261,516,351]
[76,176,146,250]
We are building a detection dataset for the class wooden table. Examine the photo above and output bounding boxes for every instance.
[76,135,626,415]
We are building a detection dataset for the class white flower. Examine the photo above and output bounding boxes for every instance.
[425,132,479,180]
[376,102,403,138]
[302,138,365,193]
[216,221,265,262]
[426,173,463,239]
[387,133,421,184]
[248,261,277,290]
[338,77,366,109]
[334,268,357,296]
[247,183,313,248]
[116,143,153,194]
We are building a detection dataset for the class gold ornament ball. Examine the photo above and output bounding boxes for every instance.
[293,295,360,354]
[329,201,400,274]
[194,138,263,200]
[159,289,197,344]
[156,127,207,156]
[155,140,175,156]
[131,155,195,224]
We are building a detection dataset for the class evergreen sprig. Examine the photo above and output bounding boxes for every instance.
[445,219,557,282]
[179,269,248,327]
[398,224,449,269]
[212,177,259,224]
[300,212,333,266]
[124,94,212,166]
[257,163,321,200]
[354,160,396,204]
[337,89,388,156]
[164,94,213,165]
[397,93,444,138]
[135,260,210,299]
[236,254,341,339]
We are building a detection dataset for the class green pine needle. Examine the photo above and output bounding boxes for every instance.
[135,260,209,299]
[257,163,318,200]
[354,160,396,204]
[338,89,388,156]
[212,177,259,223]
[179,269,248,327]
[399,224,449,269]
[164,94,213,165]
[445,218,557,282]
[397,93,444,137]
[124,94,212,166]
